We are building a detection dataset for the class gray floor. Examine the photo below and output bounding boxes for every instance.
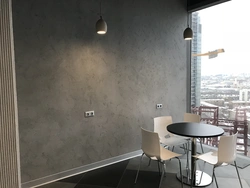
[38,145,250,188]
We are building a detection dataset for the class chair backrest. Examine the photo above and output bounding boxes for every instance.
[184,113,200,123]
[141,128,161,159]
[217,132,238,164]
[154,116,173,138]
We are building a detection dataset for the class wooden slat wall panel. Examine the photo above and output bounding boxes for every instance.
[0,0,21,187]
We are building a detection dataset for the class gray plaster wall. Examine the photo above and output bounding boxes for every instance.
[12,0,187,183]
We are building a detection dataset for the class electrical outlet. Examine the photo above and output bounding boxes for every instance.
[90,111,94,116]
[156,104,163,109]
[85,111,95,117]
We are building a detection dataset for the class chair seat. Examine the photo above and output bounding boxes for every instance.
[194,151,228,166]
[148,146,182,161]
[160,146,182,160]
[160,136,188,146]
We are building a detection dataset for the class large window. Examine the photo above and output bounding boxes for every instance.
[191,0,250,157]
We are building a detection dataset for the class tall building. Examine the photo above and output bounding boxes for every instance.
[239,89,250,101]
[191,12,202,107]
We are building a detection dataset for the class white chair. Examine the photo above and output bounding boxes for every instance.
[154,116,189,152]
[184,113,204,153]
[184,112,200,123]
[193,132,243,188]
[134,128,183,188]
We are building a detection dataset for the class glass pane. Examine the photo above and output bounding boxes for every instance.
[191,0,250,157]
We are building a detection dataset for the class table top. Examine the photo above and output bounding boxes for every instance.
[167,122,224,138]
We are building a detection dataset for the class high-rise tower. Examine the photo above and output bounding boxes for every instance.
[191,12,202,107]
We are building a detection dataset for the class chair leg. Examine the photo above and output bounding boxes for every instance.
[158,161,165,188]
[213,167,218,188]
[199,141,204,153]
[198,161,206,185]
[234,161,243,188]
[157,161,161,176]
[134,153,144,184]
[172,146,175,152]
[176,157,183,188]
[186,142,189,171]
[190,165,194,188]
[183,144,187,154]
[148,158,151,166]
[190,158,197,188]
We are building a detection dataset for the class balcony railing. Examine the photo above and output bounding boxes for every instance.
[192,106,249,156]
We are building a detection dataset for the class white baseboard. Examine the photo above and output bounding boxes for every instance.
[21,150,142,188]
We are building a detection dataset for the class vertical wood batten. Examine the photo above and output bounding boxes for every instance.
[0,0,21,187]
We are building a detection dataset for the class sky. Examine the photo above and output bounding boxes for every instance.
[197,0,250,75]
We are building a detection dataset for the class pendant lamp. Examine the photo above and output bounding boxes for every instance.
[96,1,107,34]
[183,1,193,40]
[183,26,193,40]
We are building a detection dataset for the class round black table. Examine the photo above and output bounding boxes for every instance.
[167,122,224,187]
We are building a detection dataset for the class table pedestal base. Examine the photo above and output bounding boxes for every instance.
[177,169,212,187]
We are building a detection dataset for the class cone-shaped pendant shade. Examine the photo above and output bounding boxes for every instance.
[96,16,107,34]
[183,27,193,40]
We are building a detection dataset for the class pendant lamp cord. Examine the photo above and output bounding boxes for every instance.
[186,0,189,27]
[100,0,102,17]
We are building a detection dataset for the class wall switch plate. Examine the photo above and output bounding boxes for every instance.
[85,111,95,117]
[156,104,163,109]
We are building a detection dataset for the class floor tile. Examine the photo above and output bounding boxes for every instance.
[206,177,249,188]
[36,145,250,188]
[118,169,161,188]
[59,173,84,183]
[37,182,76,188]
[245,179,250,187]
[75,184,112,188]
[76,160,129,187]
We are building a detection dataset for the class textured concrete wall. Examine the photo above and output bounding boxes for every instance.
[12,0,187,183]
